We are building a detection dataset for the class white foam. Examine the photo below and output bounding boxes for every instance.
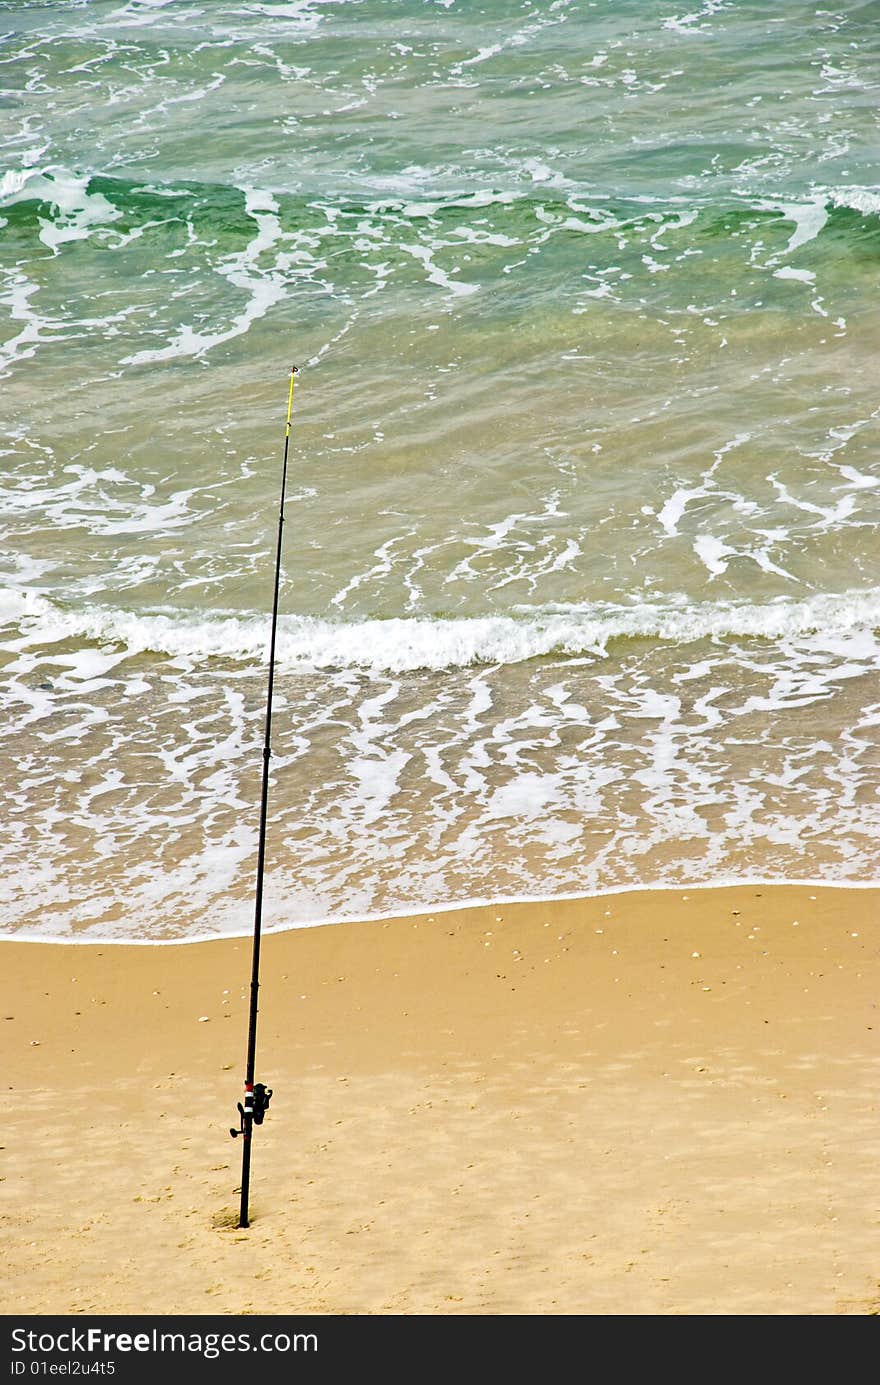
[0,169,32,200]
[693,535,734,576]
[245,0,326,28]
[5,877,877,947]
[662,0,731,34]
[4,588,880,674]
[774,265,815,285]
[749,194,829,260]
[523,158,567,188]
[0,272,51,376]
[831,188,880,216]
[657,487,698,536]
[0,166,122,253]
[122,186,288,365]
[401,242,479,298]
[106,0,202,26]
[0,463,196,536]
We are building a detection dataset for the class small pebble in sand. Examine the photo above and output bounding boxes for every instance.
[198,1016,210,1023]
[851,932,859,938]
[691,951,700,959]
[30,1040,40,1046]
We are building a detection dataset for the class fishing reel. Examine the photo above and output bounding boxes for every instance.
[230,1082,273,1138]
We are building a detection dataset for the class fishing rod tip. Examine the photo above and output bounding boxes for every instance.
[291,364,299,374]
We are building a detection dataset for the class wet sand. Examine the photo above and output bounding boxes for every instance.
[2,884,878,1315]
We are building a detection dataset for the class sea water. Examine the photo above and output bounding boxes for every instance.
[1,0,878,940]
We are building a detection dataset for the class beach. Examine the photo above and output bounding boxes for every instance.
[4,883,878,1317]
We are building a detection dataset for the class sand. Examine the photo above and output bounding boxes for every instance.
[2,884,878,1316]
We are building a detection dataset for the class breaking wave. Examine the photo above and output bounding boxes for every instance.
[4,587,880,674]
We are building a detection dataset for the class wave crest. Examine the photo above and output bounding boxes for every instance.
[3,588,880,674]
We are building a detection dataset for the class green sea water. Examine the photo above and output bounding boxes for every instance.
[1,0,879,938]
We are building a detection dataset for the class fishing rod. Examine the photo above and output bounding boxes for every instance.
[229,364,298,1229]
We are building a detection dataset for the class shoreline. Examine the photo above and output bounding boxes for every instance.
[4,883,879,1315]
[4,873,879,947]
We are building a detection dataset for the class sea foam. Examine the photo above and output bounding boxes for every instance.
[3,588,879,674]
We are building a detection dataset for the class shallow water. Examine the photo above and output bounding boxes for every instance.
[1,0,879,939]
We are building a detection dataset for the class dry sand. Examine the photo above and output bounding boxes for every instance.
[2,884,878,1316]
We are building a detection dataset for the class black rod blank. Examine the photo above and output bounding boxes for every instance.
[234,365,297,1230]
